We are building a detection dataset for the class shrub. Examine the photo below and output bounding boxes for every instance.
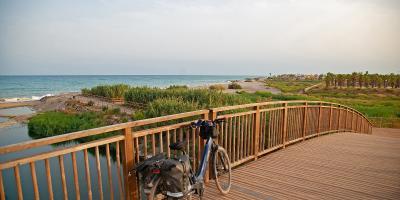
[109,107,121,114]
[245,78,253,82]
[81,88,90,96]
[132,111,145,121]
[87,100,94,106]
[228,82,242,89]
[209,84,225,91]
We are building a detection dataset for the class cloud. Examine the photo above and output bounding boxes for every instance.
[0,0,399,75]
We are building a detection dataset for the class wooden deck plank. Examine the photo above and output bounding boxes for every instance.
[202,132,400,200]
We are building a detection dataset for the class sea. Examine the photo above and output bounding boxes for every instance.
[0,75,252,101]
[0,75,255,199]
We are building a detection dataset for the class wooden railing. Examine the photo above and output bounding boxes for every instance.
[0,101,372,200]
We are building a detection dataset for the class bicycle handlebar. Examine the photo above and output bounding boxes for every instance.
[190,118,226,128]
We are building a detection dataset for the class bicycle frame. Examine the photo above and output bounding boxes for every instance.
[195,137,214,182]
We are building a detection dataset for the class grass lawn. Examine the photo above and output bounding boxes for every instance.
[238,88,400,128]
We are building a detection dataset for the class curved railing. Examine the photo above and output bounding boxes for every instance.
[0,101,372,200]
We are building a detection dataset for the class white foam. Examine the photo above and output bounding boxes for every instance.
[32,94,53,100]
[2,94,54,102]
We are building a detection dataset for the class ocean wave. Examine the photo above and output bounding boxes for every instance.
[1,94,53,102]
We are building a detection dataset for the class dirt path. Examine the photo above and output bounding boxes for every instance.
[300,82,323,94]
[227,81,281,94]
[74,95,134,114]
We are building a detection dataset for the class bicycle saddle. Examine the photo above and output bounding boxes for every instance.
[169,141,186,151]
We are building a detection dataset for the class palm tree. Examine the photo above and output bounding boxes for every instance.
[337,74,345,88]
[351,72,357,87]
[358,73,364,88]
[370,74,378,88]
[345,74,351,87]
[325,73,334,88]
[389,73,396,88]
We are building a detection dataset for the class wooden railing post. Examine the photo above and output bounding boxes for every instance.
[329,104,333,131]
[317,102,323,135]
[121,127,137,200]
[351,111,355,132]
[344,108,348,131]
[302,102,308,141]
[337,106,341,132]
[360,117,363,133]
[369,124,373,134]
[282,103,288,148]
[253,105,261,160]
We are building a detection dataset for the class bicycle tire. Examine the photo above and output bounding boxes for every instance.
[213,146,232,194]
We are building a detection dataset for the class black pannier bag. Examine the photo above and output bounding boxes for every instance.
[135,153,165,185]
[199,120,219,139]
[160,155,192,197]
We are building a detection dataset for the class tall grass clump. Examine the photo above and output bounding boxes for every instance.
[132,97,200,120]
[124,87,165,104]
[82,84,129,98]
[124,86,250,108]
[28,111,106,138]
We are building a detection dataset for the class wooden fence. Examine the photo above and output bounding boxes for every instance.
[0,101,372,200]
[368,117,400,128]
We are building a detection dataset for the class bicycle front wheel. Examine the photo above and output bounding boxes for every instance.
[213,147,232,194]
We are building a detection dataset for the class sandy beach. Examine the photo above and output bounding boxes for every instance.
[193,79,281,94]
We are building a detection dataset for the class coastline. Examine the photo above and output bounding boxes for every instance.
[0,78,279,128]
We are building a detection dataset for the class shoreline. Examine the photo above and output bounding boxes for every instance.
[0,78,279,128]
[0,78,281,109]
[0,79,280,110]
[0,77,278,110]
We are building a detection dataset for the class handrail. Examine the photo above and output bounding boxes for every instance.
[0,109,208,154]
[0,100,373,200]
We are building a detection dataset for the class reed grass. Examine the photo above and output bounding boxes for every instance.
[81,84,129,98]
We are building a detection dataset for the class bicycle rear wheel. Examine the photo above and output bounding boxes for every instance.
[213,147,231,194]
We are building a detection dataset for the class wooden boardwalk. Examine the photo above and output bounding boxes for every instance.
[203,130,400,200]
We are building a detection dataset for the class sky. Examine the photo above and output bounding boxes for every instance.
[0,0,399,75]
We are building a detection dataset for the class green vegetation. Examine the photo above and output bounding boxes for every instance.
[306,87,400,118]
[81,84,129,98]
[239,90,400,119]
[28,107,130,140]
[132,98,199,120]
[265,80,321,93]
[325,72,400,88]
[126,86,251,120]
[124,86,249,108]
[32,72,400,138]
[228,82,242,89]
[28,111,106,138]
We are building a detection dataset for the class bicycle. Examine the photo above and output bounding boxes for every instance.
[136,119,232,199]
